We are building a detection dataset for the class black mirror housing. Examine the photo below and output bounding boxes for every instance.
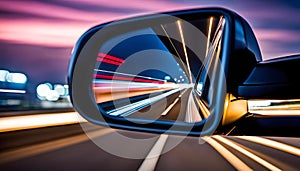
[238,55,300,99]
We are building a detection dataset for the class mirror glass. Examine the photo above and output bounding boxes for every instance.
[92,15,226,123]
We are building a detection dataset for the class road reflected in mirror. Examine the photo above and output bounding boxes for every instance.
[93,15,225,123]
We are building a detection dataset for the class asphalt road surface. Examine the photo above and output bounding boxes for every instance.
[1,121,299,171]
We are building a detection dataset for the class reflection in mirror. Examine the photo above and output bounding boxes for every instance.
[93,15,226,123]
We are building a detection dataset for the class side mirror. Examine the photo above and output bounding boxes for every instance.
[68,8,288,136]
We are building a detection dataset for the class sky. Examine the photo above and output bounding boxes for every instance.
[0,0,299,93]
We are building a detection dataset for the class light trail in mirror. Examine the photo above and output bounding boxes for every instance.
[92,16,223,123]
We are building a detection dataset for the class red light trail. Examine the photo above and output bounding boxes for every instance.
[97,52,125,66]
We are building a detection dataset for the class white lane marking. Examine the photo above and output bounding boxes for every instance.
[138,134,168,171]
[0,88,26,94]
[108,88,183,117]
[0,128,114,164]
[203,137,252,171]
[161,98,179,116]
[185,91,202,123]
[0,112,87,133]
[236,136,300,157]
[213,136,281,171]
[161,88,188,116]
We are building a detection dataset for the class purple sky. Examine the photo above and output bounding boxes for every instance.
[0,0,299,89]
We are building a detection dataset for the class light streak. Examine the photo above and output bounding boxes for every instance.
[0,89,26,94]
[0,128,114,164]
[94,74,164,84]
[185,91,202,123]
[98,52,125,63]
[206,17,214,57]
[249,110,300,116]
[97,57,122,66]
[203,137,252,171]
[160,25,182,61]
[0,112,87,132]
[177,20,193,83]
[236,136,300,156]
[94,86,174,104]
[193,96,210,118]
[213,136,281,171]
[95,69,166,82]
[108,88,183,116]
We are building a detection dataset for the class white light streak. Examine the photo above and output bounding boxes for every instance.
[206,17,214,57]
[0,112,87,132]
[213,136,281,171]
[0,89,26,94]
[236,136,300,157]
[177,20,193,83]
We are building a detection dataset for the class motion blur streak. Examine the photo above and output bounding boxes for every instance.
[213,136,281,171]
[206,17,214,57]
[177,20,192,83]
[97,57,122,66]
[0,128,114,164]
[204,137,252,171]
[98,52,125,63]
[248,100,300,116]
[138,134,169,171]
[94,74,164,84]
[249,109,300,116]
[94,69,167,82]
[0,112,87,132]
[236,136,300,156]
[0,89,26,94]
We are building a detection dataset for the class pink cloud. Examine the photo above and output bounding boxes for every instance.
[254,29,300,42]
[0,0,190,47]
[0,1,121,22]
[73,0,190,11]
[0,18,93,47]
[0,0,299,59]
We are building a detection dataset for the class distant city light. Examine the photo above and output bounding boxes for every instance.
[36,83,52,98]
[36,83,69,102]
[6,73,27,84]
[45,90,60,101]
[64,85,69,96]
[197,83,203,92]
[0,70,27,84]
[164,76,171,81]
[54,84,65,96]
[0,70,9,82]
